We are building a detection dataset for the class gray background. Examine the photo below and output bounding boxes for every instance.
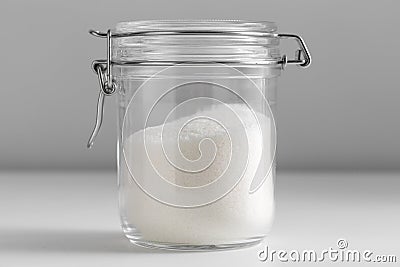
[1,0,399,171]
[1,1,399,265]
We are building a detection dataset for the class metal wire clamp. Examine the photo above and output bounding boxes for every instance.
[87,30,116,148]
[86,29,311,148]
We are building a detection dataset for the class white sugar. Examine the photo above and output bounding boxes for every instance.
[120,104,274,244]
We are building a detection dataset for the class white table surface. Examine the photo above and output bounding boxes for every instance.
[0,171,399,266]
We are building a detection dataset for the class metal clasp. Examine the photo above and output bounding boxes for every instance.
[278,33,312,69]
[86,29,311,148]
[87,30,116,148]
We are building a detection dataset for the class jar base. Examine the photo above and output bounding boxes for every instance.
[123,229,264,251]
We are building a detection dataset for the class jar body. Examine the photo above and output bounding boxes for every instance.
[116,64,279,249]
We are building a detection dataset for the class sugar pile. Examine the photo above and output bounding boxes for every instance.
[120,104,274,244]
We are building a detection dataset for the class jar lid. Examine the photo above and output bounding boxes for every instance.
[115,20,278,34]
[111,20,281,65]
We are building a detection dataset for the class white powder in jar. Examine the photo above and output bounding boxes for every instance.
[120,104,274,245]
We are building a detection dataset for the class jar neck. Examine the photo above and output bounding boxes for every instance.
[111,20,281,65]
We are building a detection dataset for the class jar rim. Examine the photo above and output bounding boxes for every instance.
[112,20,281,65]
[114,20,277,35]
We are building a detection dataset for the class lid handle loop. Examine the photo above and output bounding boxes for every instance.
[278,33,312,69]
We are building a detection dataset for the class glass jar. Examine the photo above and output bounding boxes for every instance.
[87,20,311,250]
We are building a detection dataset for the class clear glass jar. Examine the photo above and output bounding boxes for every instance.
[87,20,311,250]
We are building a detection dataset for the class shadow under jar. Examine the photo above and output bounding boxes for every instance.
[87,20,311,251]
